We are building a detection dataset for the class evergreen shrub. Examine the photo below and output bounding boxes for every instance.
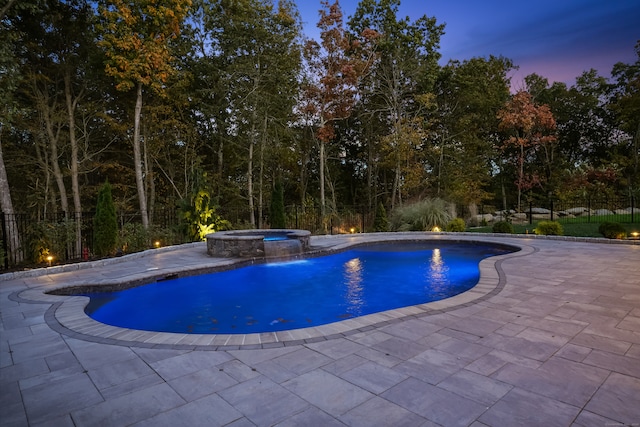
[26,219,75,263]
[492,221,514,234]
[373,202,389,232]
[535,220,563,236]
[93,181,118,257]
[598,222,626,239]
[117,223,149,253]
[446,218,466,232]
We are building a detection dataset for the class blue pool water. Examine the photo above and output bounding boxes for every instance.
[82,242,516,334]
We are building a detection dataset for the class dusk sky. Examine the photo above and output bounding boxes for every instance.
[295,0,640,88]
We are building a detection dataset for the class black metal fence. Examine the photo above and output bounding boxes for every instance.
[218,205,373,236]
[2,196,636,271]
[470,196,636,225]
[0,209,186,270]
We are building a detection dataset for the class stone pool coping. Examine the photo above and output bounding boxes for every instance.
[8,233,543,350]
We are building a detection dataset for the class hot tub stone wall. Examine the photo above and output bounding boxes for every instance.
[206,229,310,258]
[207,237,265,258]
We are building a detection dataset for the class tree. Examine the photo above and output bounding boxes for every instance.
[497,91,557,211]
[611,41,640,196]
[98,0,191,229]
[302,0,376,216]
[193,0,302,227]
[372,201,388,231]
[19,0,98,254]
[0,0,46,263]
[432,56,514,211]
[348,0,443,208]
[523,71,620,199]
[93,181,118,256]
[270,181,286,228]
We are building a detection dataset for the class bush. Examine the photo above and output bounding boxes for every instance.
[373,202,389,232]
[492,221,514,234]
[598,222,626,239]
[180,188,231,241]
[93,181,118,257]
[446,218,466,232]
[27,218,76,263]
[117,223,149,253]
[535,221,563,236]
[390,198,452,231]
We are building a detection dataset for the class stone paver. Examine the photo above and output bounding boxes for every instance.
[1,233,639,426]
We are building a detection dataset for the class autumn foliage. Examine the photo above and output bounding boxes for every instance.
[302,0,377,143]
[497,91,557,210]
[98,0,191,93]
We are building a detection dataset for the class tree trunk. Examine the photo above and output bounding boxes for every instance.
[633,122,639,192]
[319,139,326,217]
[143,134,154,225]
[42,103,69,215]
[133,82,149,229]
[517,143,524,212]
[247,139,255,227]
[438,134,445,196]
[34,135,52,215]
[367,127,374,209]
[64,72,82,256]
[216,139,224,200]
[0,137,22,263]
[391,164,400,210]
[501,174,507,211]
[258,138,264,229]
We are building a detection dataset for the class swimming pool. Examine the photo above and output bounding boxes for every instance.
[79,241,516,334]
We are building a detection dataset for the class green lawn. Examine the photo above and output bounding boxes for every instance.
[467,218,640,238]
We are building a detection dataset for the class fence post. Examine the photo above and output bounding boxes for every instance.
[1,212,8,269]
[550,199,554,222]
[632,196,635,223]
[588,196,591,223]
[529,201,533,225]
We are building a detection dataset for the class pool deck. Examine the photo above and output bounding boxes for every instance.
[1,232,639,426]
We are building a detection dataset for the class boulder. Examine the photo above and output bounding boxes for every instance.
[530,207,551,214]
[475,213,493,223]
[615,207,640,215]
[592,209,614,216]
[531,213,552,220]
[566,207,588,215]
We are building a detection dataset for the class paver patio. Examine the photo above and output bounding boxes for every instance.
[1,233,639,426]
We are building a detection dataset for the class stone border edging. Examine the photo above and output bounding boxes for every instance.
[12,234,537,350]
[0,242,206,282]
[2,231,637,283]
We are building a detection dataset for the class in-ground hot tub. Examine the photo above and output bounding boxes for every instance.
[206,229,311,259]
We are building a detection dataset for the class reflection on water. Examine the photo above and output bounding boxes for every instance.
[429,248,449,292]
[344,257,364,315]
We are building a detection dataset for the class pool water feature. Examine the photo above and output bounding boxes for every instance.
[207,229,310,259]
[80,241,516,334]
